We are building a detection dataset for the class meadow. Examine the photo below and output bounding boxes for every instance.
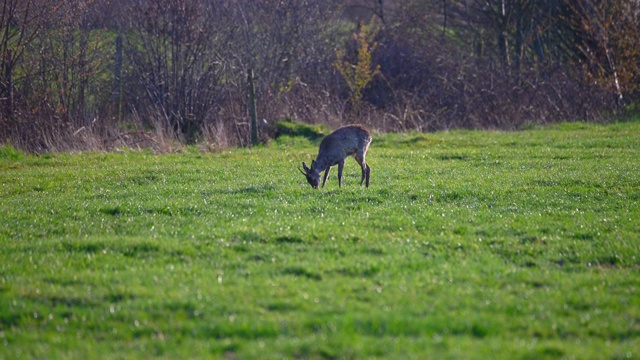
[1,122,639,359]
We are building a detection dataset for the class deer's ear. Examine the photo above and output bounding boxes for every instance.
[302,162,310,172]
[311,160,317,169]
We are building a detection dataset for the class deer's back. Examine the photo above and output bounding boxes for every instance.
[318,125,371,162]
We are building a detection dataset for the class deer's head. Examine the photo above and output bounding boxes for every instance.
[299,161,320,189]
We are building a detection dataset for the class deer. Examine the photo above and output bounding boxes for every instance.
[299,124,372,189]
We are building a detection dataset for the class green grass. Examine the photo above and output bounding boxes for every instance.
[1,122,639,359]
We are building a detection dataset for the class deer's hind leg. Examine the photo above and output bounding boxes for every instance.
[337,159,345,187]
[354,152,370,188]
[359,162,370,187]
[364,163,370,188]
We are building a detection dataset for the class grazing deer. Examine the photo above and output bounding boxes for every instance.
[299,124,372,188]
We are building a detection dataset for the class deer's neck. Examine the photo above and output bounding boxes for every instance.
[313,155,329,172]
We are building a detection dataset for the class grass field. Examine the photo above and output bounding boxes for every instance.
[1,122,639,359]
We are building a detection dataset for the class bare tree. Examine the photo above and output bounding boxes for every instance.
[31,1,112,126]
[122,0,230,143]
[0,0,57,120]
[567,0,640,105]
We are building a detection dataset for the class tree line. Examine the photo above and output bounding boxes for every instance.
[1,0,639,152]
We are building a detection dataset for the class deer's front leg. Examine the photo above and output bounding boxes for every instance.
[321,166,331,188]
[337,159,345,187]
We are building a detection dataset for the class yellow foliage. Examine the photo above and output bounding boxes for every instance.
[333,17,381,107]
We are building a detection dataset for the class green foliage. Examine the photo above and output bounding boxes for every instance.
[1,123,639,359]
[272,120,329,142]
[0,143,23,161]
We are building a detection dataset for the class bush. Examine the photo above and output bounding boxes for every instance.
[271,121,330,142]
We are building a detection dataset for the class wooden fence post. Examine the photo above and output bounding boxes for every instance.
[247,69,258,146]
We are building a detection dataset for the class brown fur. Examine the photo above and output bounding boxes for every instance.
[300,124,372,188]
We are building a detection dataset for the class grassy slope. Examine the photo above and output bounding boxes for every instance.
[1,122,639,359]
